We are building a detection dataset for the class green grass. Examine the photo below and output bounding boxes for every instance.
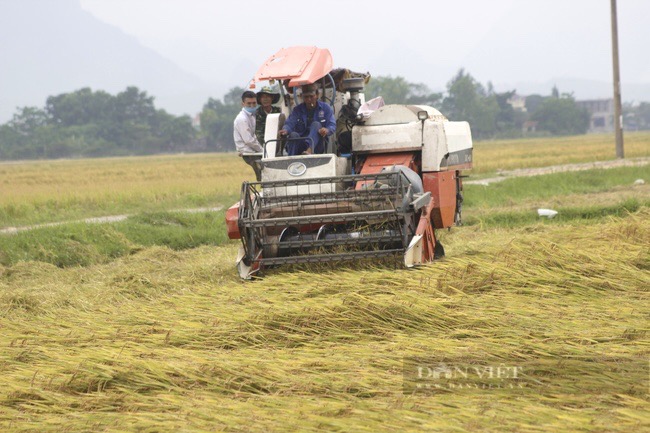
[115,211,229,250]
[463,198,643,228]
[0,211,228,267]
[464,165,649,208]
[0,191,232,229]
[462,165,649,227]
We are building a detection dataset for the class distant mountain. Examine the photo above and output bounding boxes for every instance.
[0,0,215,123]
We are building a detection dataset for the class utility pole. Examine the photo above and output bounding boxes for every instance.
[611,0,624,158]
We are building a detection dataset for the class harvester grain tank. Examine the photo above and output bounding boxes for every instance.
[226,47,473,278]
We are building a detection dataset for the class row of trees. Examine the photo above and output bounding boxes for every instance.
[0,87,196,159]
[0,70,597,159]
[199,70,592,153]
[365,70,590,138]
[199,87,245,152]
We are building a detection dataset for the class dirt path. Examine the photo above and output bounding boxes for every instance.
[465,156,650,186]
[0,206,223,236]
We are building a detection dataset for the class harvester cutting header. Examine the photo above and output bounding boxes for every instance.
[226,47,473,279]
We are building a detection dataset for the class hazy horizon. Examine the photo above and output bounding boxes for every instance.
[78,0,649,85]
[1,0,649,121]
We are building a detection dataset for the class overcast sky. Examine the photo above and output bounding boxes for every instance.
[78,0,649,91]
[1,0,647,122]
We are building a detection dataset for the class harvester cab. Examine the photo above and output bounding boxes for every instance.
[225,46,473,279]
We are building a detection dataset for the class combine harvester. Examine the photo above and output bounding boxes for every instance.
[226,47,473,279]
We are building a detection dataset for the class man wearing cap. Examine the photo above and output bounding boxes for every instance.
[279,84,336,155]
[233,90,263,181]
[255,86,282,146]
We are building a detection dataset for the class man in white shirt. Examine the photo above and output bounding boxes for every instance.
[233,90,263,181]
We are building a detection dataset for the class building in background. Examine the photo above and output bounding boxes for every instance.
[576,99,614,133]
[522,120,538,134]
[507,94,527,112]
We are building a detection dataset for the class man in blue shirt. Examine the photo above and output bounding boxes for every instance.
[279,84,336,155]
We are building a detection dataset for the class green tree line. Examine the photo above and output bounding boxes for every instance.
[199,87,245,152]
[0,70,595,160]
[365,69,590,139]
[0,87,196,160]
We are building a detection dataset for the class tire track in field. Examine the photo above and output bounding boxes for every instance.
[0,206,223,236]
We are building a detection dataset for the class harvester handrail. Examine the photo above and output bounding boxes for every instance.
[263,137,314,158]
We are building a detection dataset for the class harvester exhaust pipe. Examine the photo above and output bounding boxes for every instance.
[342,77,365,106]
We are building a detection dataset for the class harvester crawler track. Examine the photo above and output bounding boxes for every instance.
[238,172,417,272]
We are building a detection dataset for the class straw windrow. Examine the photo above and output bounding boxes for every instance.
[1,210,648,432]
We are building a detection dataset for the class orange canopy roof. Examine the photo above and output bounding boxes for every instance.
[253,46,333,87]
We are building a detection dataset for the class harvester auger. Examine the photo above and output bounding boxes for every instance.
[225,46,473,279]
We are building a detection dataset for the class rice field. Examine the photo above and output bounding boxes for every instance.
[1,133,649,432]
[0,153,244,227]
[472,131,650,175]
[2,131,649,227]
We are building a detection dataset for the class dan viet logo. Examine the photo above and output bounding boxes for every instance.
[405,361,527,392]
[404,357,648,395]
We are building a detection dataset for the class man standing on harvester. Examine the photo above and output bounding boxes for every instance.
[279,84,336,155]
[233,90,264,181]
